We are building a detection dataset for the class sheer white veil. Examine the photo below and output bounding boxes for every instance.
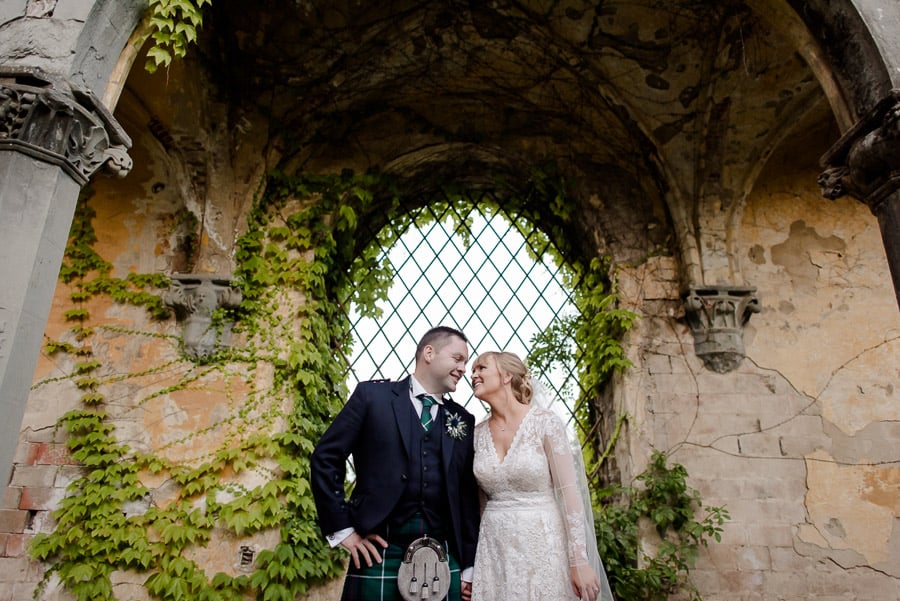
[532,380,615,601]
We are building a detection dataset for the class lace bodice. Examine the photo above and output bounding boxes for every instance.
[473,407,590,568]
[471,406,614,601]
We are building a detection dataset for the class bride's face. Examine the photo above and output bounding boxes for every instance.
[471,355,504,401]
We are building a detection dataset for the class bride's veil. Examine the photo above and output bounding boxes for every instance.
[533,380,615,601]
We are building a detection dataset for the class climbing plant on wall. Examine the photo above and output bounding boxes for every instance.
[468,175,729,601]
[28,174,387,600]
[29,169,725,601]
[145,0,211,73]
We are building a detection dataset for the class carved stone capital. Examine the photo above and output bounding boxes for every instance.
[0,66,132,184]
[163,275,243,359]
[683,285,761,373]
[819,89,900,215]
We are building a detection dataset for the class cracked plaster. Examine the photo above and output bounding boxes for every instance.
[4,1,900,599]
[801,449,899,574]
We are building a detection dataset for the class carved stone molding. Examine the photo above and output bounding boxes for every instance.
[683,285,761,373]
[818,89,900,215]
[0,66,132,184]
[819,89,900,310]
[163,275,243,359]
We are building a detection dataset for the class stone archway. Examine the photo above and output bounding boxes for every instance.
[2,2,900,599]
[780,0,900,308]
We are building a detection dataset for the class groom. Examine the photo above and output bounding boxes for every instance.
[311,325,480,601]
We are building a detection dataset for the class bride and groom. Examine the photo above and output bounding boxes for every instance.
[311,326,614,601]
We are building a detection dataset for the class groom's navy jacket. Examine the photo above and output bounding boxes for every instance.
[311,376,481,568]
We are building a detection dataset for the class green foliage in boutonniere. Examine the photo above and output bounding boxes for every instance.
[445,412,468,439]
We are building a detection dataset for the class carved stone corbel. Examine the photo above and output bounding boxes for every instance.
[819,90,900,308]
[819,90,900,212]
[0,66,132,184]
[163,275,243,359]
[683,286,761,373]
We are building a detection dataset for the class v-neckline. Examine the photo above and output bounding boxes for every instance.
[487,407,533,465]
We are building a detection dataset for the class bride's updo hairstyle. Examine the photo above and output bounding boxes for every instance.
[477,351,534,405]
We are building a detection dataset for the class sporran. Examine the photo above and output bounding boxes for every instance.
[397,536,450,601]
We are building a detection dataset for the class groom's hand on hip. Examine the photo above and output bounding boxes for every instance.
[341,531,389,569]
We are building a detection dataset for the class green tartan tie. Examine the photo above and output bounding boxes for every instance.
[419,395,436,431]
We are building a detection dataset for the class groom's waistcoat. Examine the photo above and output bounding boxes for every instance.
[389,404,448,533]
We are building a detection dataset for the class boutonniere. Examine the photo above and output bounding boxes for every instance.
[445,412,468,440]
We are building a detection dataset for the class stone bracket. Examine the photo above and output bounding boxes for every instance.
[683,285,761,373]
[819,89,900,309]
[818,89,900,214]
[0,66,132,184]
[163,275,243,359]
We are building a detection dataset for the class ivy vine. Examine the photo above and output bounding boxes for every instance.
[596,452,730,601]
[29,176,371,600]
[145,0,211,74]
[29,171,726,601]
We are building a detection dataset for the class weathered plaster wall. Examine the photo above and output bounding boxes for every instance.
[4,124,896,601]
[613,135,899,599]
[741,159,899,584]
[1,1,899,600]
[114,47,276,277]
[0,95,343,598]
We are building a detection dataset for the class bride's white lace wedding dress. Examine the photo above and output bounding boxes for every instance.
[471,407,613,601]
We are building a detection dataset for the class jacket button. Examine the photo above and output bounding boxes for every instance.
[401,474,408,481]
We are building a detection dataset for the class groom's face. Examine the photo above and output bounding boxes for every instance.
[426,336,470,394]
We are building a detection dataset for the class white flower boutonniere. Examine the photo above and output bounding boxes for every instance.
[445,412,468,440]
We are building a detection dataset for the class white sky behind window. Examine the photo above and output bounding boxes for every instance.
[347,210,577,425]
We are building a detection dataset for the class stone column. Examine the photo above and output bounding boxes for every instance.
[0,66,131,486]
[819,89,900,310]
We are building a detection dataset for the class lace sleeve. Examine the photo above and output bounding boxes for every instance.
[542,412,590,567]
[542,411,616,601]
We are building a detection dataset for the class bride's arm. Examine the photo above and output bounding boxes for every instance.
[543,414,604,601]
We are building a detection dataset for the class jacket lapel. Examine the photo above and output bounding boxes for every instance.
[391,377,414,460]
[440,399,456,473]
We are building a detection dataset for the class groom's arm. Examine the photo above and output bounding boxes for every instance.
[310,385,368,535]
[311,383,392,569]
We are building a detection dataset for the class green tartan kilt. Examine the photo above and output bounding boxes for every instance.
[341,516,461,601]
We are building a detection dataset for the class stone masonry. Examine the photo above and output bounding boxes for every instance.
[1,2,899,600]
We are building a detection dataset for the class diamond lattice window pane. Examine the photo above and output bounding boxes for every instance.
[347,201,585,429]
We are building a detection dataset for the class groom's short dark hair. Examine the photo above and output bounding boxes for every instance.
[416,326,468,360]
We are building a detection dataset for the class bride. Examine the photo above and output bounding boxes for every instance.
[469,351,614,601]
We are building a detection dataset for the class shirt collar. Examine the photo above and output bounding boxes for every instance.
[410,376,445,405]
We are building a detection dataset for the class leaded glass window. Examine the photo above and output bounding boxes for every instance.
[344,195,587,433]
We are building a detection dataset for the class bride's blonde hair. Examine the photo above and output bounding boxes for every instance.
[474,351,533,405]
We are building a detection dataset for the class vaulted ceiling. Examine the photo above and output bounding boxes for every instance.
[121,0,837,269]
[194,0,829,181]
